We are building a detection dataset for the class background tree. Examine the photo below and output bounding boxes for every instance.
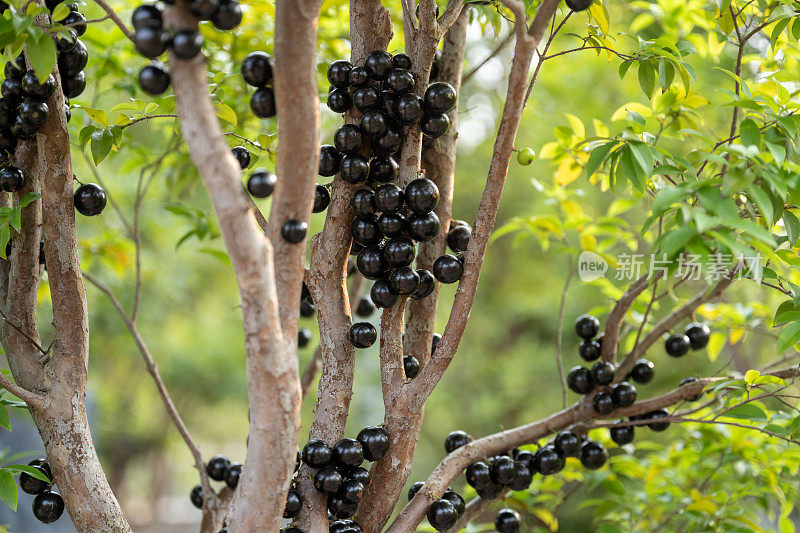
[0,0,799,531]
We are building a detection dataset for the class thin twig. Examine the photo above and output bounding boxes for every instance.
[463,32,514,83]
[0,368,45,408]
[0,307,48,357]
[555,260,574,408]
[92,0,134,41]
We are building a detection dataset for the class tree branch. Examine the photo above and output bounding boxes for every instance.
[601,273,657,363]
[92,0,134,41]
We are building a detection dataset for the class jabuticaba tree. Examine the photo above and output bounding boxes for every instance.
[0,0,799,531]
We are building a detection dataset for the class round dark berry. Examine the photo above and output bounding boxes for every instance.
[610,424,635,445]
[566,0,593,11]
[298,327,312,348]
[442,490,465,517]
[32,491,64,524]
[302,440,332,469]
[134,27,169,58]
[327,60,352,88]
[0,130,17,155]
[680,377,703,401]
[575,314,600,340]
[352,85,380,112]
[357,426,390,461]
[427,499,458,531]
[411,269,435,300]
[369,156,399,183]
[138,62,170,95]
[1,78,22,100]
[684,322,710,350]
[432,333,441,354]
[211,0,242,30]
[646,408,670,431]
[591,361,615,385]
[611,381,637,407]
[3,55,24,80]
[494,508,520,533]
[389,266,420,295]
[349,66,369,87]
[74,183,106,216]
[357,246,386,280]
[359,110,388,138]
[241,51,273,87]
[247,169,276,198]
[283,488,302,518]
[281,219,307,244]
[490,455,515,485]
[340,154,370,184]
[20,461,51,495]
[554,431,581,457]
[0,99,15,129]
[223,462,241,489]
[314,184,331,213]
[394,93,424,125]
[314,467,343,494]
[465,461,491,490]
[629,358,654,384]
[364,50,393,80]
[377,212,406,238]
[21,71,55,101]
[350,187,376,217]
[580,441,608,469]
[424,81,457,114]
[444,430,472,453]
[567,365,594,394]
[665,333,690,357]
[421,113,449,139]
[405,178,439,213]
[172,30,203,60]
[206,454,230,481]
[376,128,402,154]
[374,183,404,212]
[403,354,420,379]
[231,146,250,169]
[348,466,371,488]
[579,339,601,361]
[60,70,85,98]
[319,145,342,177]
[446,225,470,252]
[190,484,203,508]
[384,237,415,268]
[339,479,364,504]
[334,124,364,154]
[535,446,564,475]
[476,481,504,500]
[356,295,376,317]
[433,254,462,284]
[349,322,377,348]
[352,214,381,246]
[131,3,163,30]
[386,68,415,93]
[300,300,316,317]
[328,87,352,113]
[392,53,412,70]
[61,10,86,36]
[370,278,395,306]
[407,212,440,242]
[250,87,276,118]
[58,39,88,77]
[592,392,614,415]
[0,166,25,192]
[331,438,363,468]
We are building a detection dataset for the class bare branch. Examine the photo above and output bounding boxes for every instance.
[555,261,574,408]
[601,273,657,363]
[0,370,45,408]
[92,0,134,41]
[462,32,514,84]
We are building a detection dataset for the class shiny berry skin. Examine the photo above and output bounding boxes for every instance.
[421,113,450,139]
[357,426,390,461]
[356,295,376,317]
[349,322,377,348]
[334,124,364,154]
[206,455,230,481]
[0,99,14,129]
[409,481,424,501]
[340,154,370,183]
[172,30,203,60]
[490,455,516,485]
[465,461,491,489]
[21,71,55,101]
[432,333,441,354]
[302,440,332,468]
[369,156,399,183]
[281,219,308,244]
[247,169,276,198]
[20,461,51,495]
[394,93,424,125]
[131,3,162,30]
[392,53,412,70]
[554,431,581,457]
[592,392,614,415]
[427,499,458,531]
[352,214,381,246]
[352,86,380,112]
[231,146,250,169]
[405,178,439,213]
[360,110,388,138]
[610,424,635,445]
[365,50,393,80]
[328,88,352,113]
[629,358,654,384]
[348,466,371,488]
[241,51,273,87]
[300,300,316,317]
[646,408,670,431]
[376,128,402,154]
[3,56,23,80]
[680,377,703,401]
[339,479,364,504]
[424,81,457,114]
[411,269,435,300]
[1,77,22,103]
[684,322,710,349]
[250,87,276,118]
[494,508,520,533]
[190,484,203,508]
[377,212,406,238]
[390,266,420,295]
[327,60,352,88]
[575,314,600,339]
[433,254,462,284]
[386,68,415,93]
[442,490,465,517]
[211,0,242,30]
[384,237,415,268]
[374,183,404,212]
[358,246,386,280]
[74,183,106,216]
[314,184,331,213]
[58,39,88,77]
[223,462,242,488]
[579,339,601,361]
[446,225,470,252]
[403,354,420,378]
[349,66,369,87]
[314,467,343,494]
[566,0,593,11]
[138,62,170,95]
[665,333,691,357]
[11,116,37,139]
[407,212,440,242]
[61,10,86,36]
[591,361,615,385]
[319,145,342,177]
[611,381,637,407]
[580,441,608,470]
[350,187,376,216]
[535,446,564,475]
[134,27,169,58]
[298,327,312,347]
[32,491,64,524]
[444,430,472,453]
[0,166,25,192]
[331,438,364,468]
[283,488,302,518]
[567,365,594,394]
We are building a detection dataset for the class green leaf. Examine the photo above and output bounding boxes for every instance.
[657,58,675,92]
[25,30,56,84]
[3,465,49,483]
[19,191,40,208]
[51,2,70,20]
[783,211,800,246]
[0,469,16,511]
[744,369,760,384]
[0,407,9,431]
[722,403,768,421]
[739,118,761,147]
[628,141,653,176]
[586,141,618,178]
[90,128,114,165]
[215,102,238,125]
[638,60,656,99]
[777,321,800,354]
[748,186,774,226]
[77,106,109,127]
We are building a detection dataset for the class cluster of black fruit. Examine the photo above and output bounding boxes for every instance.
[569,314,710,446]
[408,429,608,531]
[132,0,242,96]
[189,453,242,510]
[241,51,276,119]
[18,458,65,524]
